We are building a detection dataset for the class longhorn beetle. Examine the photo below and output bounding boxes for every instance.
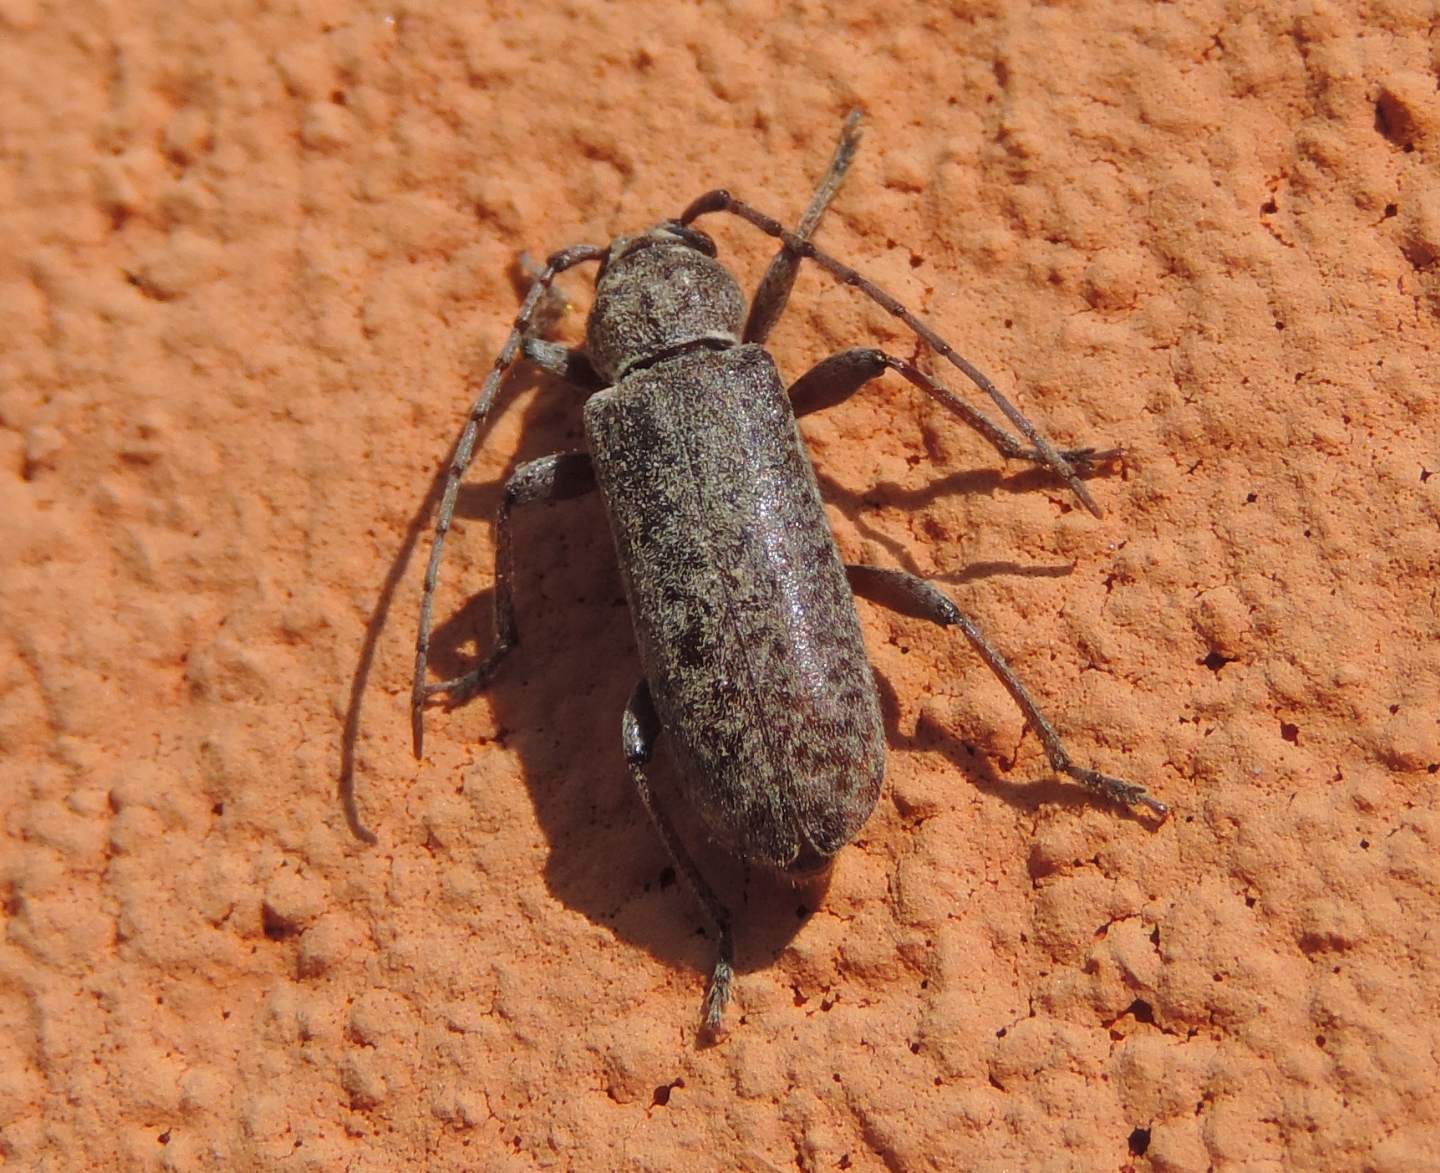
[402,112,1164,1035]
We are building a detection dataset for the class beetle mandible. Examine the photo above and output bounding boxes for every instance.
[404,113,1165,1034]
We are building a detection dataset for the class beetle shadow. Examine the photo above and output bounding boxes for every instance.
[335,355,586,845]
[814,463,1119,580]
[421,461,838,999]
[326,261,798,1020]
[871,669,1080,813]
[871,662,1160,826]
[412,468,1134,1023]
[342,334,1137,1024]
[337,417,448,844]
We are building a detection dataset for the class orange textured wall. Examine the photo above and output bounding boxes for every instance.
[1,2,1437,1168]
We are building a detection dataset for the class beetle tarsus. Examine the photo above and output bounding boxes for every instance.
[702,956,734,1038]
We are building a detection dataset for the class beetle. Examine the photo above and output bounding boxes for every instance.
[403,113,1164,1034]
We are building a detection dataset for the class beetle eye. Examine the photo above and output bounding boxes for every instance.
[659,220,717,257]
[681,226,717,257]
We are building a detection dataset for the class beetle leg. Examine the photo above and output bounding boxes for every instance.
[623,679,737,1037]
[845,564,1166,816]
[413,451,596,756]
[520,338,605,391]
[789,347,1119,476]
[743,110,863,346]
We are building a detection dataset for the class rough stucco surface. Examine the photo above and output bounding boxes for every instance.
[2,1,1437,1169]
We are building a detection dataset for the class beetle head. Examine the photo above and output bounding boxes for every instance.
[586,222,745,382]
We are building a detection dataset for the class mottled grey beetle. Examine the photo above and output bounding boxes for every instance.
[405,113,1164,1034]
